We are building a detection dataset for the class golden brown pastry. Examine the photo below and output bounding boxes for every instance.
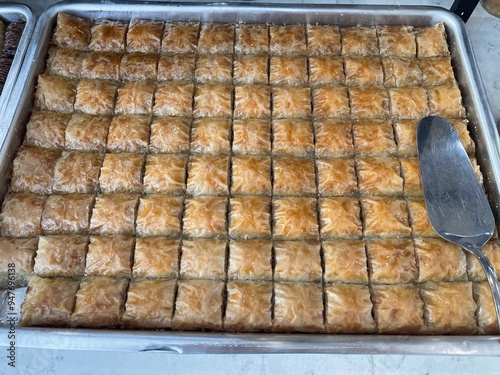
[183,196,228,238]
[52,13,91,50]
[107,115,150,152]
[24,111,70,150]
[272,119,314,156]
[132,237,180,278]
[272,157,316,197]
[186,155,229,196]
[314,119,353,157]
[377,25,416,57]
[419,57,455,86]
[41,194,94,234]
[46,47,85,79]
[64,114,110,152]
[229,197,271,239]
[393,119,419,156]
[352,120,397,156]
[227,240,272,281]
[81,52,121,80]
[190,118,231,154]
[270,56,308,85]
[74,79,119,116]
[89,194,139,235]
[198,23,234,55]
[344,57,384,86]
[0,194,46,237]
[161,22,199,54]
[35,75,77,113]
[126,19,164,53]
[361,197,411,237]
[341,26,378,56]
[180,239,227,280]
[234,85,271,119]
[233,55,268,84]
[52,151,102,194]
[273,197,318,240]
[407,198,436,237]
[323,239,368,283]
[307,24,341,55]
[319,197,362,239]
[143,154,187,194]
[382,57,422,87]
[195,54,233,83]
[308,56,344,86]
[446,118,475,155]
[274,241,322,282]
[120,53,158,81]
[157,54,195,82]
[316,158,357,196]
[235,24,269,54]
[0,237,37,288]
[312,86,349,118]
[115,81,155,115]
[389,87,430,120]
[272,86,311,119]
[473,281,499,334]
[99,153,144,193]
[356,157,403,196]
[193,84,232,118]
[427,84,466,118]
[467,241,500,281]
[149,116,190,154]
[135,195,183,237]
[416,23,449,57]
[269,25,307,55]
[400,157,423,196]
[84,235,134,277]
[349,87,390,119]
[89,19,127,53]
[231,156,271,196]
[232,119,271,155]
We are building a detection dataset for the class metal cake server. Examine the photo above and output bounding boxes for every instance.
[417,116,500,331]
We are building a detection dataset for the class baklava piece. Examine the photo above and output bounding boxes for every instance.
[195,54,233,83]
[349,87,390,119]
[126,19,164,53]
[52,13,91,50]
[21,277,79,327]
[115,81,155,115]
[235,24,269,54]
[52,151,102,193]
[232,119,271,155]
[312,86,349,118]
[234,85,271,119]
[89,194,139,235]
[366,238,418,284]
[372,284,424,334]
[273,197,319,240]
[186,155,229,196]
[71,276,128,328]
[46,47,85,79]
[225,281,273,332]
[229,197,271,239]
[420,281,477,334]
[0,194,46,237]
[316,158,358,197]
[64,114,110,152]
[132,237,180,278]
[84,235,134,277]
[99,153,144,193]
[227,240,273,281]
[274,282,324,333]
[473,281,499,334]
[183,196,228,238]
[35,75,77,113]
[378,25,416,57]
[414,237,467,283]
[190,118,231,155]
[344,57,384,86]
[325,283,376,334]
[407,198,436,237]
[198,23,234,54]
[143,154,187,194]
[193,84,232,118]
[389,87,429,120]
[231,156,272,196]
[24,111,69,150]
[467,241,500,281]
[107,115,150,152]
[361,197,411,237]
[81,52,121,80]
[269,25,307,55]
[89,19,127,53]
[34,235,88,278]
[323,240,368,283]
[314,119,354,157]
[234,55,268,85]
[393,120,419,156]
[382,57,422,87]
[341,26,378,56]
[308,56,344,86]
[272,157,316,197]
[319,197,362,239]
[10,147,60,194]
[0,237,37,288]
[123,279,176,329]
[136,195,183,237]
[157,54,195,82]
[180,239,227,280]
[272,86,311,119]
[149,116,190,154]
[307,24,341,55]
[74,79,119,116]
[172,279,225,331]
[270,56,308,85]
[120,53,158,81]
[447,118,475,155]
[274,241,322,282]
[427,84,466,118]
[419,57,455,86]
[356,157,403,196]
[161,22,199,54]
[400,157,423,196]
[272,119,314,156]
[416,23,449,57]
[352,120,397,156]
[41,194,94,234]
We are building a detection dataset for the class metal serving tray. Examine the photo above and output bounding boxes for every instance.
[2,0,500,355]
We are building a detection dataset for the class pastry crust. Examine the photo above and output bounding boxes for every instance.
[314,119,354,157]
[316,158,358,196]
[323,239,368,283]
[427,84,466,118]
[366,238,418,284]
[186,155,229,196]
[89,19,127,53]
[24,111,70,150]
[235,24,269,54]
[352,120,397,156]
[161,22,199,54]
[115,81,155,115]
[419,57,455,86]
[269,25,307,55]
[407,198,436,237]
[473,281,499,334]
[232,119,271,155]
[400,157,423,196]
[143,154,187,194]
[356,157,403,196]
[274,241,322,282]
[389,87,430,120]
[46,47,85,79]
[225,281,273,332]
[21,277,79,327]
[234,85,271,119]
[52,13,91,50]
[0,237,37,288]
[64,114,110,152]
[382,57,422,87]
[195,54,233,83]
[34,235,88,278]
[191,118,231,155]
[467,241,500,281]
[229,197,271,239]
[120,53,158,81]
[71,276,128,328]
[198,23,234,55]
[319,197,362,239]
[99,153,144,193]
[308,56,344,86]
[136,195,183,237]
[341,26,378,56]
[193,84,232,118]
[123,279,176,329]
[81,52,121,80]
[307,24,341,55]
[272,157,316,197]
[172,279,225,331]
[41,194,94,234]
[74,79,118,116]
[107,115,150,152]
[180,239,227,280]
[344,57,384,86]
[273,197,319,240]
[183,196,228,238]
[361,197,411,237]
[133,237,180,278]
[157,54,195,82]
[349,87,390,119]
[84,235,134,277]
[272,119,314,156]
[325,283,376,333]
[270,56,308,85]
[393,120,419,156]
[377,25,416,57]
[274,281,324,333]
[89,194,139,235]
[416,23,449,57]
[233,55,268,84]
[446,118,475,155]
[52,151,102,193]
[35,75,77,113]
[312,86,349,118]
[149,116,191,154]
[231,156,272,196]
[272,86,311,119]
[126,19,164,53]
[0,194,46,237]
[228,240,272,281]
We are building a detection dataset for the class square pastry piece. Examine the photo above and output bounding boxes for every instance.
[21,277,79,327]
[274,241,322,282]
[382,57,422,87]
[52,13,91,50]
[24,111,70,150]
[133,237,180,278]
[231,156,272,196]
[272,119,314,156]
[473,281,499,334]
[323,240,368,284]
[407,198,436,237]
[319,198,362,239]
[312,87,349,119]
[64,114,111,152]
[349,87,390,119]
[273,198,318,240]
[393,120,419,156]
[89,194,139,235]
[400,157,423,196]
[162,22,199,54]
[352,120,397,156]
[143,154,187,194]
[234,55,268,84]
[0,194,46,237]
[314,119,354,157]
[52,151,102,194]
[467,241,500,281]
[0,238,37,288]
[41,194,94,234]
[235,24,269,54]
[273,282,324,333]
[34,75,77,113]
[344,57,383,86]
[186,155,229,196]
[269,25,307,55]
[136,195,183,237]
[172,279,225,331]
[307,25,341,55]
[71,277,128,328]
[81,52,121,81]
[99,153,144,193]
[377,25,416,57]
[234,85,271,119]
[115,81,156,116]
[157,55,195,82]
[195,55,233,84]
[416,23,449,57]
[270,56,308,85]
[389,87,429,120]
[183,197,227,238]
[228,240,273,281]
[272,86,311,119]
[194,84,232,118]
[198,23,234,55]
[317,158,358,197]
[180,239,227,280]
[84,235,134,277]
[232,119,271,155]
[272,157,316,197]
[46,47,85,79]
[149,117,190,154]
[89,19,127,53]
[225,281,273,332]
[153,82,193,117]
[123,279,176,329]
[308,56,344,86]
[356,157,403,196]
[341,26,378,56]
[419,57,455,86]
[74,79,118,116]
[120,53,158,81]
[427,84,466,118]
[107,115,150,153]
[191,118,231,154]
[229,197,271,239]
[126,19,164,53]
